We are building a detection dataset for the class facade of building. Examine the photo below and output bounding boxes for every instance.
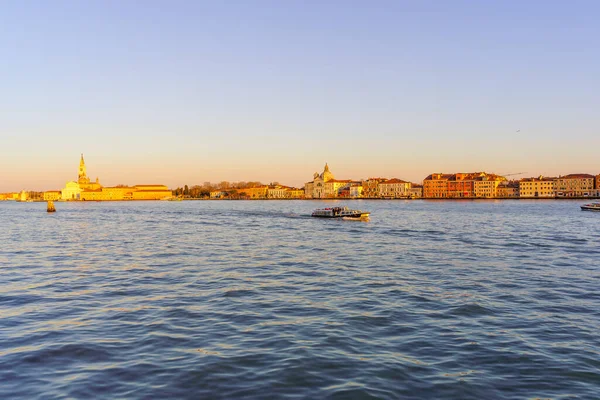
[473,174,506,198]
[361,178,386,198]
[409,185,423,198]
[378,178,411,198]
[555,174,595,197]
[131,185,172,200]
[304,164,337,198]
[496,182,519,198]
[349,184,363,198]
[43,191,62,201]
[519,177,556,198]
[423,173,451,198]
[447,173,476,198]
[62,181,82,200]
[238,186,268,199]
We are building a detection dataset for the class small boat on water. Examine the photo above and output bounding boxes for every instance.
[581,203,600,211]
[312,206,370,219]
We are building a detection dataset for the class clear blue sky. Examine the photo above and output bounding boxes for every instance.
[1,0,598,191]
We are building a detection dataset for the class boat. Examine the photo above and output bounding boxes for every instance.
[580,203,600,211]
[311,206,370,219]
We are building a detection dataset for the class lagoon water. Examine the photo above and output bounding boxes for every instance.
[1,200,599,399]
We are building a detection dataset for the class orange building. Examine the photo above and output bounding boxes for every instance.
[423,173,452,198]
[447,173,475,198]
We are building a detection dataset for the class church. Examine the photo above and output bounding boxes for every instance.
[58,155,171,201]
[304,163,352,198]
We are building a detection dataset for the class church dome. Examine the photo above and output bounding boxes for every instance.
[319,163,334,181]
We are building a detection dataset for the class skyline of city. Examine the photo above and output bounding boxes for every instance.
[2,154,598,194]
[2,1,599,191]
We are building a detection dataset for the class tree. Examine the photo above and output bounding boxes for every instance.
[219,181,230,190]
[184,185,189,196]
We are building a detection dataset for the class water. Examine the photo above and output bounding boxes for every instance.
[1,200,599,399]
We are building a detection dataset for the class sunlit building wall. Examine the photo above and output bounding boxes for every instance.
[555,174,595,197]
[378,178,411,198]
[519,177,556,198]
[423,173,451,198]
[43,191,61,201]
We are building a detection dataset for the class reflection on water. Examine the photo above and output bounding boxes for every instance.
[1,200,599,399]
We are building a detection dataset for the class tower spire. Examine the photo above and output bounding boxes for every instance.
[78,153,89,184]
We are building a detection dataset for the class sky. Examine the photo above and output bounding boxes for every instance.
[1,0,599,191]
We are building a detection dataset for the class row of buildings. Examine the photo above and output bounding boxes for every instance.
[2,160,599,201]
[210,185,304,199]
[303,164,600,199]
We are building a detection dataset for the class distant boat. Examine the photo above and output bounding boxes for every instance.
[581,203,600,212]
[312,206,370,219]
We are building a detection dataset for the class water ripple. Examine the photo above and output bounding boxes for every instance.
[1,200,599,399]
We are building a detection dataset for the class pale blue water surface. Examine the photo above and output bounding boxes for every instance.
[1,200,599,399]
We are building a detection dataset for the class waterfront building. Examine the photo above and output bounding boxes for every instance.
[555,174,595,197]
[349,183,363,198]
[43,191,61,201]
[473,174,507,198]
[447,173,480,198]
[287,188,305,198]
[361,178,386,199]
[409,185,423,198]
[305,164,346,198]
[240,186,268,199]
[497,182,519,198]
[62,181,82,200]
[378,178,411,198]
[519,176,556,198]
[423,173,451,198]
[131,185,172,200]
[267,185,288,199]
[266,185,303,199]
[324,179,352,198]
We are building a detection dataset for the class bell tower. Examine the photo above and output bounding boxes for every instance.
[78,154,90,185]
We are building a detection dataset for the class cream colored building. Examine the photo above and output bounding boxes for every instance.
[409,185,423,198]
[519,177,556,198]
[266,185,304,199]
[555,174,595,197]
[62,181,82,200]
[378,178,411,198]
[473,174,506,198]
[287,188,304,198]
[305,163,336,198]
[324,179,351,198]
[43,191,62,201]
[349,184,363,198]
